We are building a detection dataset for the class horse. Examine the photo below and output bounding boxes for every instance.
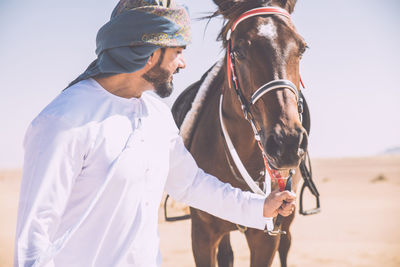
[172,0,309,266]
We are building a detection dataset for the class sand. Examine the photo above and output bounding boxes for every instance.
[1,156,400,267]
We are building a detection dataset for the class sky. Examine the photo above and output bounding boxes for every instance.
[0,0,399,169]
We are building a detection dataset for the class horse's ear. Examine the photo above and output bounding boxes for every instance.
[271,0,297,14]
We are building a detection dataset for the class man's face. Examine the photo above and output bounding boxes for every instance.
[142,47,186,98]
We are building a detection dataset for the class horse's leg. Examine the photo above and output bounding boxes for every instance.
[191,209,224,267]
[217,233,234,267]
[278,213,295,267]
[245,228,280,267]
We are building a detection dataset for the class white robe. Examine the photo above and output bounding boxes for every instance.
[14,79,269,267]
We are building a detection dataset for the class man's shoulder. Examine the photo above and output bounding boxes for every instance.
[37,79,109,127]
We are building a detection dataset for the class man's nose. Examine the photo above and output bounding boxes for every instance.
[178,55,186,69]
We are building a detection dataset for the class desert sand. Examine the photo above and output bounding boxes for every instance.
[1,156,400,267]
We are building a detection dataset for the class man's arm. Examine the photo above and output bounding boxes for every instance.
[14,115,85,266]
[164,135,295,230]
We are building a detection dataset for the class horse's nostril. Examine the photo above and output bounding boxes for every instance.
[299,130,308,151]
[298,148,305,158]
[297,130,308,158]
[265,134,281,158]
[265,128,308,166]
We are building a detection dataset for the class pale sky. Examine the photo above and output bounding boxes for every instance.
[0,0,399,169]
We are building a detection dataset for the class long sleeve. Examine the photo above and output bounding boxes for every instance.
[14,115,86,267]
[165,135,268,230]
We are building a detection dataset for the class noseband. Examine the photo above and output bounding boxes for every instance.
[219,6,304,235]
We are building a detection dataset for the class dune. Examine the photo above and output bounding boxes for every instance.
[1,156,399,267]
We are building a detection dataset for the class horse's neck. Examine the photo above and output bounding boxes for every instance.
[186,64,266,186]
[179,60,225,147]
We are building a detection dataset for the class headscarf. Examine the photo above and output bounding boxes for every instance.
[67,0,191,87]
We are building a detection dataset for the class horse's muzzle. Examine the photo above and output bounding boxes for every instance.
[264,125,308,169]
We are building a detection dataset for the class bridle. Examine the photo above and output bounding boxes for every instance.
[219,6,305,235]
[225,6,304,147]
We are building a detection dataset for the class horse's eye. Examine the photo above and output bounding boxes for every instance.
[232,48,245,60]
[232,45,246,60]
[231,39,248,60]
[299,44,309,58]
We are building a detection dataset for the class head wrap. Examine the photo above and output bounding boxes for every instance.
[68,0,191,87]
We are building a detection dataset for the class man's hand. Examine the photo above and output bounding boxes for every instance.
[263,189,296,218]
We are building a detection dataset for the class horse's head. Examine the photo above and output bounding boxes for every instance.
[214,0,308,170]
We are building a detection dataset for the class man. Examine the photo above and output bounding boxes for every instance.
[14,0,296,266]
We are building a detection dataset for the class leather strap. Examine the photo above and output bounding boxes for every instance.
[250,79,299,105]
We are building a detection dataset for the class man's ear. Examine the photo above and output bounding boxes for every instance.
[146,53,155,67]
[146,49,161,67]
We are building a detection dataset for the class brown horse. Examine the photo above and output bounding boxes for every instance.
[172,0,309,266]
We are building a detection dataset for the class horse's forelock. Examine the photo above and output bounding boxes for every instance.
[207,0,298,46]
[207,0,272,47]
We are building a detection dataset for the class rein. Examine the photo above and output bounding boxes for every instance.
[220,6,303,235]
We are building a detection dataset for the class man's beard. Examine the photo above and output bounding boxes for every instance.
[142,65,173,98]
